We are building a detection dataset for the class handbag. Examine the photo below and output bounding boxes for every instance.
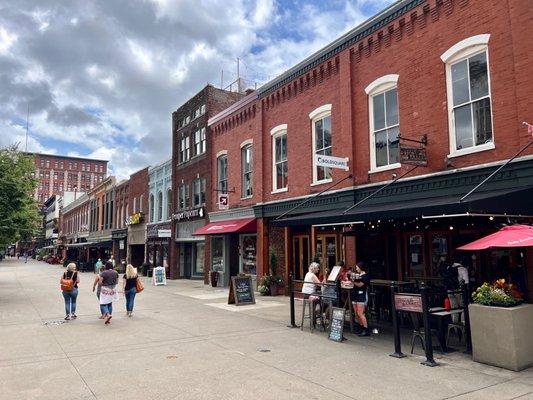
[60,272,75,292]
[135,277,144,293]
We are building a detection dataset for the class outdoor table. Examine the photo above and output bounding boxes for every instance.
[340,285,355,332]
[429,307,463,352]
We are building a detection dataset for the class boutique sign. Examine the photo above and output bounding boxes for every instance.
[172,207,205,222]
[315,154,349,171]
[126,212,144,226]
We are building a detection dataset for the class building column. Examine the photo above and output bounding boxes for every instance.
[345,235,356,267]
[256,218,269,278]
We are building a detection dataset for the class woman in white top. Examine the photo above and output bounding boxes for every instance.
[302,262,321,298]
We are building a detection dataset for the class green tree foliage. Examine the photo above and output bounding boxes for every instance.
[0,146,41,246]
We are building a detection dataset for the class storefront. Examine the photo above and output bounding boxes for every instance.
[173,207,207,279]
[146,222,171,272]
[127,212,146,268]
[111,228,128,263]
[194,214,257,287]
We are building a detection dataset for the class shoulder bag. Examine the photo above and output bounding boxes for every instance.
[135,277,144,293]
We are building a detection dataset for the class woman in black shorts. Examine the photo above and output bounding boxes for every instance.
[351,262,370,337]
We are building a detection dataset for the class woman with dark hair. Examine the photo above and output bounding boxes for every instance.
[351,261,371,337]
[98,261,119,324]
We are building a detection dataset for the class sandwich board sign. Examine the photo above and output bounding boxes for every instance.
[228,275,255,306]
[153,266,167,286]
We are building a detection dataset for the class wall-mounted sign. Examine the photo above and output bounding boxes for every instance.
[218,194,229,210]
[315,154,349,171]
[400,145,427,166]
[119,240,125,250]
[172,207,205,222]
[394,293,423,313]
[158,229,172,238]
[126,212,144,226]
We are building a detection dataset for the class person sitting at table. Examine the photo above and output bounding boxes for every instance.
[351,261,371,337]
[302,262,321,301]
[321,267,338,313]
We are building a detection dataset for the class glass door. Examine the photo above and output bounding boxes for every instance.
[315,234,338,273]
[292,235,310,280]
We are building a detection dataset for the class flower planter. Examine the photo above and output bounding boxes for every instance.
[469,303,533,371]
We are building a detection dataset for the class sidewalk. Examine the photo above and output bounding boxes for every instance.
[0,258,532,400]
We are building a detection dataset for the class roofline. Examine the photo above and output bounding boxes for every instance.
[24,151,109,163]
[208,91,258,126]
[148,158,172,173]
[257,0,424,98]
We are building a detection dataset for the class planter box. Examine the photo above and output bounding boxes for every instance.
[469,303,533,371]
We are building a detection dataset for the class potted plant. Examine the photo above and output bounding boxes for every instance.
[267,249,285,295]
[469,279,533,371]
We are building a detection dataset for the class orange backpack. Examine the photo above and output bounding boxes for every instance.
[60,272,75,291]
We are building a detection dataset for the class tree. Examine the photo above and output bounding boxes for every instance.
[0,146,41,247]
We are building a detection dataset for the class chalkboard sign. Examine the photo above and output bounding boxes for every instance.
[328,307,346,342]
[228,276,255,306]
[153,266,167,286]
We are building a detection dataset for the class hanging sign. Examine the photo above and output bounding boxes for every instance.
[315,154,349,171]
[394,293,422,313]
[218,194,229,210]
[400,145,427,166]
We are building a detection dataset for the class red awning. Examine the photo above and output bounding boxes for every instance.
[194,218,257,235]
[457,224,533,250]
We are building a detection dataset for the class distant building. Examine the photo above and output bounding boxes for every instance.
[26,152,108,205]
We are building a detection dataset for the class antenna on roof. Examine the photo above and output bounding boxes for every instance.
[25,104,30,152]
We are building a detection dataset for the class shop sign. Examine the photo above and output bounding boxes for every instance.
[119,240,125,250]
[126,212,144,226]
[315,154,349,171]
[218,194,229,210]
[228,276,255,306]
[111,230,127,239]
[400,145,427,166]
[158,229,172,238]
[394,293,423,313]
[153,266,167,286]
[172,207,205,222]
[328,307,346,342]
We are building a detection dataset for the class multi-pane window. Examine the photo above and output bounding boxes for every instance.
[193,178,206,207]
[200,104,206,115]
[193,127,206,156]
[167,189,172,219]
[371,87,400,168]
[449,51,492,151]
[313,114,332,182]
[178,184,189,210]
[217,155,228,193]
[149,194,154,222]
[180,135,190,163]
[241,145,253,198]
[157,191,163,221]
[273,131,288,191]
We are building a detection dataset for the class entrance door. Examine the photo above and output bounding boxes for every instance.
[292,235,310,280]
[182,244,193,279]
[315,234,338,272]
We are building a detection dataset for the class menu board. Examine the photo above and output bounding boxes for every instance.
[228,276,255,306]
[328,307,346,342]
[153,266,167,286]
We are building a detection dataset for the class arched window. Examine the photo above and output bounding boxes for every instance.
[139,194,144,213]
[149,194,155,222]
[166,188,172,220]
[157,191,163,221]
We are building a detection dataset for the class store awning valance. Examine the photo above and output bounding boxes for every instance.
[273,187,533,227]
[194,218,256,235]
[66,242,94,248]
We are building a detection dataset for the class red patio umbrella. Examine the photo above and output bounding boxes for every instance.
[457,224,533,250]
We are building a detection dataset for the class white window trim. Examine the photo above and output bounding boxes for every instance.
[270,124,288,136]
[240,139,253,149]
[309,104,332,121]
[440,34,490,63]
[271,125,288,192]
[215,150,227,158]
[310,104,332,185]
[443,36,494,158]
[367,77,401,173]
[365,74,399,95]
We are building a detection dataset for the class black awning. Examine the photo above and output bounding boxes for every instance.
[273,186,533,227]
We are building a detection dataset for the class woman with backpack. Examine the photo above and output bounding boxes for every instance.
[60,263,80,320]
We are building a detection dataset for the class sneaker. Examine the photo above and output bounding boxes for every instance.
[71,314,77,319]
[105,314,112,324]
[64,315,71,321]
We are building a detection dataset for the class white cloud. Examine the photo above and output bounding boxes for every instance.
[0,26,17,54]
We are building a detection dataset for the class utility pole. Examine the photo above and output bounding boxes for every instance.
[25,104,29,152]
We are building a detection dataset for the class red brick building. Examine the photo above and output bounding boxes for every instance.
[28,153,108,205]
[205,0,533,296]
[169,85,243,280]
[128,167,149,267]
[112,179,129,262]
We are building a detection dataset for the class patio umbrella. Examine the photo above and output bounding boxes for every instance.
[457,224,533,250]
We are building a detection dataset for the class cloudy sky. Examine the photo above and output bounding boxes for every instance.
[0,0,394,179]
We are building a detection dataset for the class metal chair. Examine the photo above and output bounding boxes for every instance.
[410,312,442,354]
[446,320,466,347]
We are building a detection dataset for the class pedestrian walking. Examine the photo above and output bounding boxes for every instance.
[92,264,105,319]
[123,264,138,317]
[99,261,119,324]
[60,263,80,320]
[94,258,103,274]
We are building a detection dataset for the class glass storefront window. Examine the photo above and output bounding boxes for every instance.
[409,234,425,278]
[212,236,224,272]
[240,235,257,275]
[431,235,449,277]
[195,242,205,275]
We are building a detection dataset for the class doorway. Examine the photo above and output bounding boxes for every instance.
[292,235,310,280]
[315,234,339,272]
